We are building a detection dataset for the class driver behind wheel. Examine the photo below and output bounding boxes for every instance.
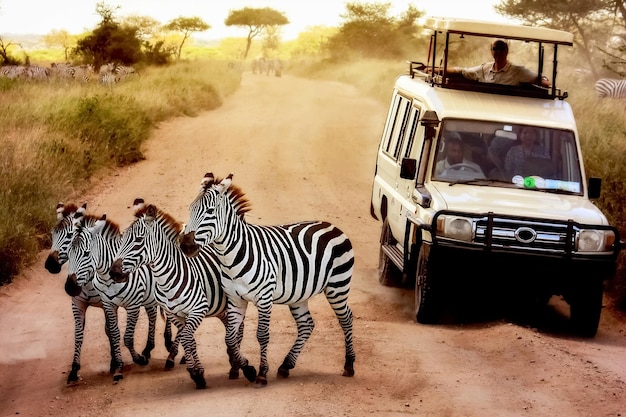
[435,132,484,177]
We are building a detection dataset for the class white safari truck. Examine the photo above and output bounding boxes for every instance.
[370,17,621,337]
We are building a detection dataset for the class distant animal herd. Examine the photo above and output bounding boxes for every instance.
[0,62,136,85]
[251,57,283,77]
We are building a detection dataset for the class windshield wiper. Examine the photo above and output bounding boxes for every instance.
[448,178,511,186]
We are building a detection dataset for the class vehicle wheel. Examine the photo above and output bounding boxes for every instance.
[569,280,604,338]
[378,219,401,286]
[415,245,442,324]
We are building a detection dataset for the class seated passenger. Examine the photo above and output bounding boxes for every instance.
[446,39,550,87]
[435,133,484,177]
[504,126,552,177]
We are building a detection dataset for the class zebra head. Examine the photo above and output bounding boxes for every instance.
[110,201,158,282]
[65,215,106,296]
[181,173,237,257]
[45,202,86,274]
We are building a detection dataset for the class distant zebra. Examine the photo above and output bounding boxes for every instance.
[180,173,356,386]
[109,201,244,389]
[67,212,176,382]
[594,78,626,99]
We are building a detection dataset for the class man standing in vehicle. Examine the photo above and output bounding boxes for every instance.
[447,39,551,87]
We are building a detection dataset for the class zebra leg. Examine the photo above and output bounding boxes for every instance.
[254,298,274,387]
[277,303,315,379]
[67,298,88,385]
[162,307,173,351]
[326,291,356,377]
[165,317,184,370]
[123,306,149,366]
[103,303,124,382]
[178,311,207,389]
[141,305,157,361]
[216,311,241,379]
[226,301,257,383]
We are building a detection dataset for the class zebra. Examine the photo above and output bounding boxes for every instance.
[594,78,626,99]
[109,201,245,389]
[180,173,356,386]
[45,202,173,384]
[66,211,175,382]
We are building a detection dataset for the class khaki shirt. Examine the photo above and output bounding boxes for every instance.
[461,62,537,86]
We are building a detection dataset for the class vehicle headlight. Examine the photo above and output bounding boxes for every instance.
[437,216,474,242]
[576,229,616,252]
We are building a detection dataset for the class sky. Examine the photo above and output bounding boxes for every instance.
[0,0,512,41]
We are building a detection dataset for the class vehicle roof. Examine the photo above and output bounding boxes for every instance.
[395,75,576,130]
[424,17,574,46]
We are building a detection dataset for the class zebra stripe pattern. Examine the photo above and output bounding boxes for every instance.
[181,173,356,386]
[594,78,626,99]
[67,212,175,382]
[44,203,109,384]
[109,202,243,389]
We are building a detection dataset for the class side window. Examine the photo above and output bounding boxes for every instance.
[383,94,411,159]
[402,106,421,159]
[382,95,402,154]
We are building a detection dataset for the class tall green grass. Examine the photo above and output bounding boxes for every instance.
[291,57,626,309]
[0,60,242,284]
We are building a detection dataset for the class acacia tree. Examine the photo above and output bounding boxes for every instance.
[164,16,210,60]
[43,29,76,62]
[494,0,617,78]
[225,7,289,59]
[325,2,423,59]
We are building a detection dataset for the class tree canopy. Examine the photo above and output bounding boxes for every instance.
[164,16,210,60]
[225,7,289,59]
[325,2,424,59]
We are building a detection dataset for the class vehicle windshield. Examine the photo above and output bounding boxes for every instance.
[432,119,583,194]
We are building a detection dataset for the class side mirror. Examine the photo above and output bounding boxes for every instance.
[400,158,417,180]
[588,177,601,199]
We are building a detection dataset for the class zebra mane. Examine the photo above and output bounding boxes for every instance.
[59,203,80,218]
[205,176,251,219]
[135,204,183,235]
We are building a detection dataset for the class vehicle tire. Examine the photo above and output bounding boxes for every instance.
[378,219,401,286]
[569,280,604,338]
[415,245,442,324]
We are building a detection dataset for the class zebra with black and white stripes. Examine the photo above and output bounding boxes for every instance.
[67,212,175,382]
[109,201,244,389]
[180,173,356,386]
[594,78,626,99]
[44,203,112,384]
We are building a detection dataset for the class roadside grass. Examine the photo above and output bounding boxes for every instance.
[291,57,626,310]
[0,60,242,284]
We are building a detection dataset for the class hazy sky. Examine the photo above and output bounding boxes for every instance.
[0,1,511,40]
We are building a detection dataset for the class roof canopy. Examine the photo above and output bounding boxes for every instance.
[424,17,574,46]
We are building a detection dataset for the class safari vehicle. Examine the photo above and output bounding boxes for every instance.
[370,17,621,337]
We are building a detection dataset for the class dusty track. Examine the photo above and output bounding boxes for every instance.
[1,73,625,417]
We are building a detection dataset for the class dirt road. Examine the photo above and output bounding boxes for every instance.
[1,73,625,417]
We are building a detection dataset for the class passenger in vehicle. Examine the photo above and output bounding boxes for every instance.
[447,39,551,87]
[504,126,552,177]
[435,133,484,177]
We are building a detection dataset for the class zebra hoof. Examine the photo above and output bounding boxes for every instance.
[134,355,149,366]
[164,359,175,370]
[188,368,206,390]
[277,366,290,379]
[113,373,124,383]
[342,367,355,377]
[255,376,268,388]
[242,365,257,382]
[228,368,240,380]
[180,357,186,365]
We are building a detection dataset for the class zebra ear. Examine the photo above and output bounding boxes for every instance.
[132,198,145,215]
[91,214,107,236]
[56,202,65,221]
[215,174,232,195]
[200,173,215,190]
[145,204,158,223]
